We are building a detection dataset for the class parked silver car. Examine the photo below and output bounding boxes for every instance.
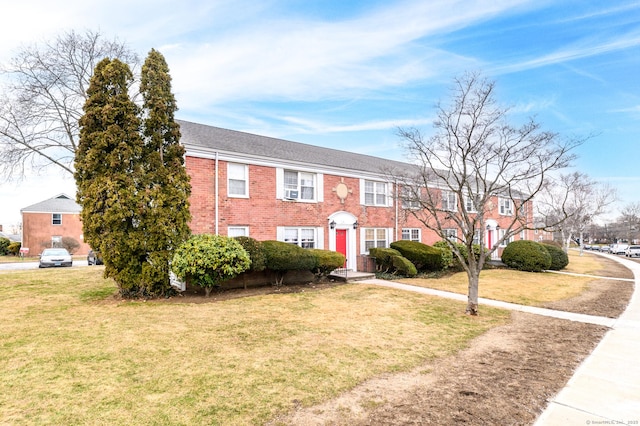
[625,245,640,258]
[39,248,73,268]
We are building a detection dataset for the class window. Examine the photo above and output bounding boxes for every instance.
[499,198,513,215]
[442,191,457,211]
[51,236,62,247]
[228,227,248,237]
[401,186,420,209]
[282,227,316,248]
[402,228,420,242]
[443,228,457,241]
[228,163,248,197]
[465,195,478,213]
[364,180,388,206]
[364,228,388,251]
[284,170,315,200]
[473,229,481,245]
[52,213,62,225]
[499,229,513,247]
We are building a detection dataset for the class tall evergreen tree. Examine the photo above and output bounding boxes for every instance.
[74,58,148,296]
[138,49,191,295]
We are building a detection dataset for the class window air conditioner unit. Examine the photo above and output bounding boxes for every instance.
[284,189,299,200]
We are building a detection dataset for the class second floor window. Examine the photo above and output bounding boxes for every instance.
[228,163,248,197]
[52,213,62,225]
[284,170,315,200]
[465,195,478,213]
[499,198,513,215]
[442,191,457,212]
[364,181,387,206]
[401,186,421,209]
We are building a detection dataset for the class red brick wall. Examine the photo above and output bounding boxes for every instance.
[22,212,90,256]
[185,155,536,256]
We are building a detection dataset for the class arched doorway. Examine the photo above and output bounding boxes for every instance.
[328,211,358,271]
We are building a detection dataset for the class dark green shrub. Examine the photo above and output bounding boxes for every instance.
[390,240,445,272]
[0,237,10,255]
[7,242,21,256]
[262,241,316,285]
[542,243,569,270]
[433,240,454,269]
[392,255,417,277]
[501,240,552,272]
[233,236,266,272]
[368,247,402,272]
[309,249,346,281]
[172,234,251,296]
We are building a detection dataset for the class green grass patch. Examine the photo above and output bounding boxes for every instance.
[397,250,609,306]
[0,267,509,425]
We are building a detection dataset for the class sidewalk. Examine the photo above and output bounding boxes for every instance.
[359,252,640,423]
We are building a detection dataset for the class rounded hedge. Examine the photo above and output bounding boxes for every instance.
[369,247,402,272]
[309,249,346,279]
[501,240,552,272]
[261,241,316,272]
[389,240,445,272]
[392,255,417,277]
[542,243,569,270]
[233,236,266,272]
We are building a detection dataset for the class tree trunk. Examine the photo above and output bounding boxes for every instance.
[466,271,480,316]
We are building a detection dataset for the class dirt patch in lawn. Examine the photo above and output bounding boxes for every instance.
[266,259,633,425]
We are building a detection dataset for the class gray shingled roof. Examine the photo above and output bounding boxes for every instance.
[21,194,81,213]
[178,119,413,176]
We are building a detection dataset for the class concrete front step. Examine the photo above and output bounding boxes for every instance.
[328,270,376,282]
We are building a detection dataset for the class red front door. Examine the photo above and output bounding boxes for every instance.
[336,229,347,267]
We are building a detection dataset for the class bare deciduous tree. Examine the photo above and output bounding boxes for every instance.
[396,72,583,315]
[0,29,139,179]
[537,172,617,252]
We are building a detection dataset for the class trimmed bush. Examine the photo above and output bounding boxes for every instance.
[310,249,346,281]
[433,240,454,269]
[7,242,21,256]
[368,247,402,272]
[501,240,552,272]
[392,255,417,277]
[542,243,569,270]
[233,236,266,272]
[0,237,9,255]
[261,241,316,285]
[390,240,445,272]
[172,234,251,296]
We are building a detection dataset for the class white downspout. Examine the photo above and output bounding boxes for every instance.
[215,151,219,235]
[394,180,399,242]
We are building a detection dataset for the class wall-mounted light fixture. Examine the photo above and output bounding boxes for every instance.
[353,221,359,229]
[329,220,336,229]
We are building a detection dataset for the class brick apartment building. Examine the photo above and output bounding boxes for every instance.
[179,120,533,270]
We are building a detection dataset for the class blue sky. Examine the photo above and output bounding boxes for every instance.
[1,0,639,227]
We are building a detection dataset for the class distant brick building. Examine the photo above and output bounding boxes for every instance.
[20,194,90,256]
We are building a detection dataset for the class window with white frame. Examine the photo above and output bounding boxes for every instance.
[284,170,315,201]
[228,226,248,237]
[443,228,457,241]
[401,186,420,209]
[499,197,513,215]
[228,163,248,197]
[52,213,62,225]
[364,180,388,206]
[402,228,421,242]
[499,229,513,247]
[283,227,316,248]
[442,191,457,211]
[465,195,478,213]
[473,229,481,245]
[51,236,62,247]
[364,228,388,251]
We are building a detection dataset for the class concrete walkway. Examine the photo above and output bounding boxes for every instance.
[359,252,640,423]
